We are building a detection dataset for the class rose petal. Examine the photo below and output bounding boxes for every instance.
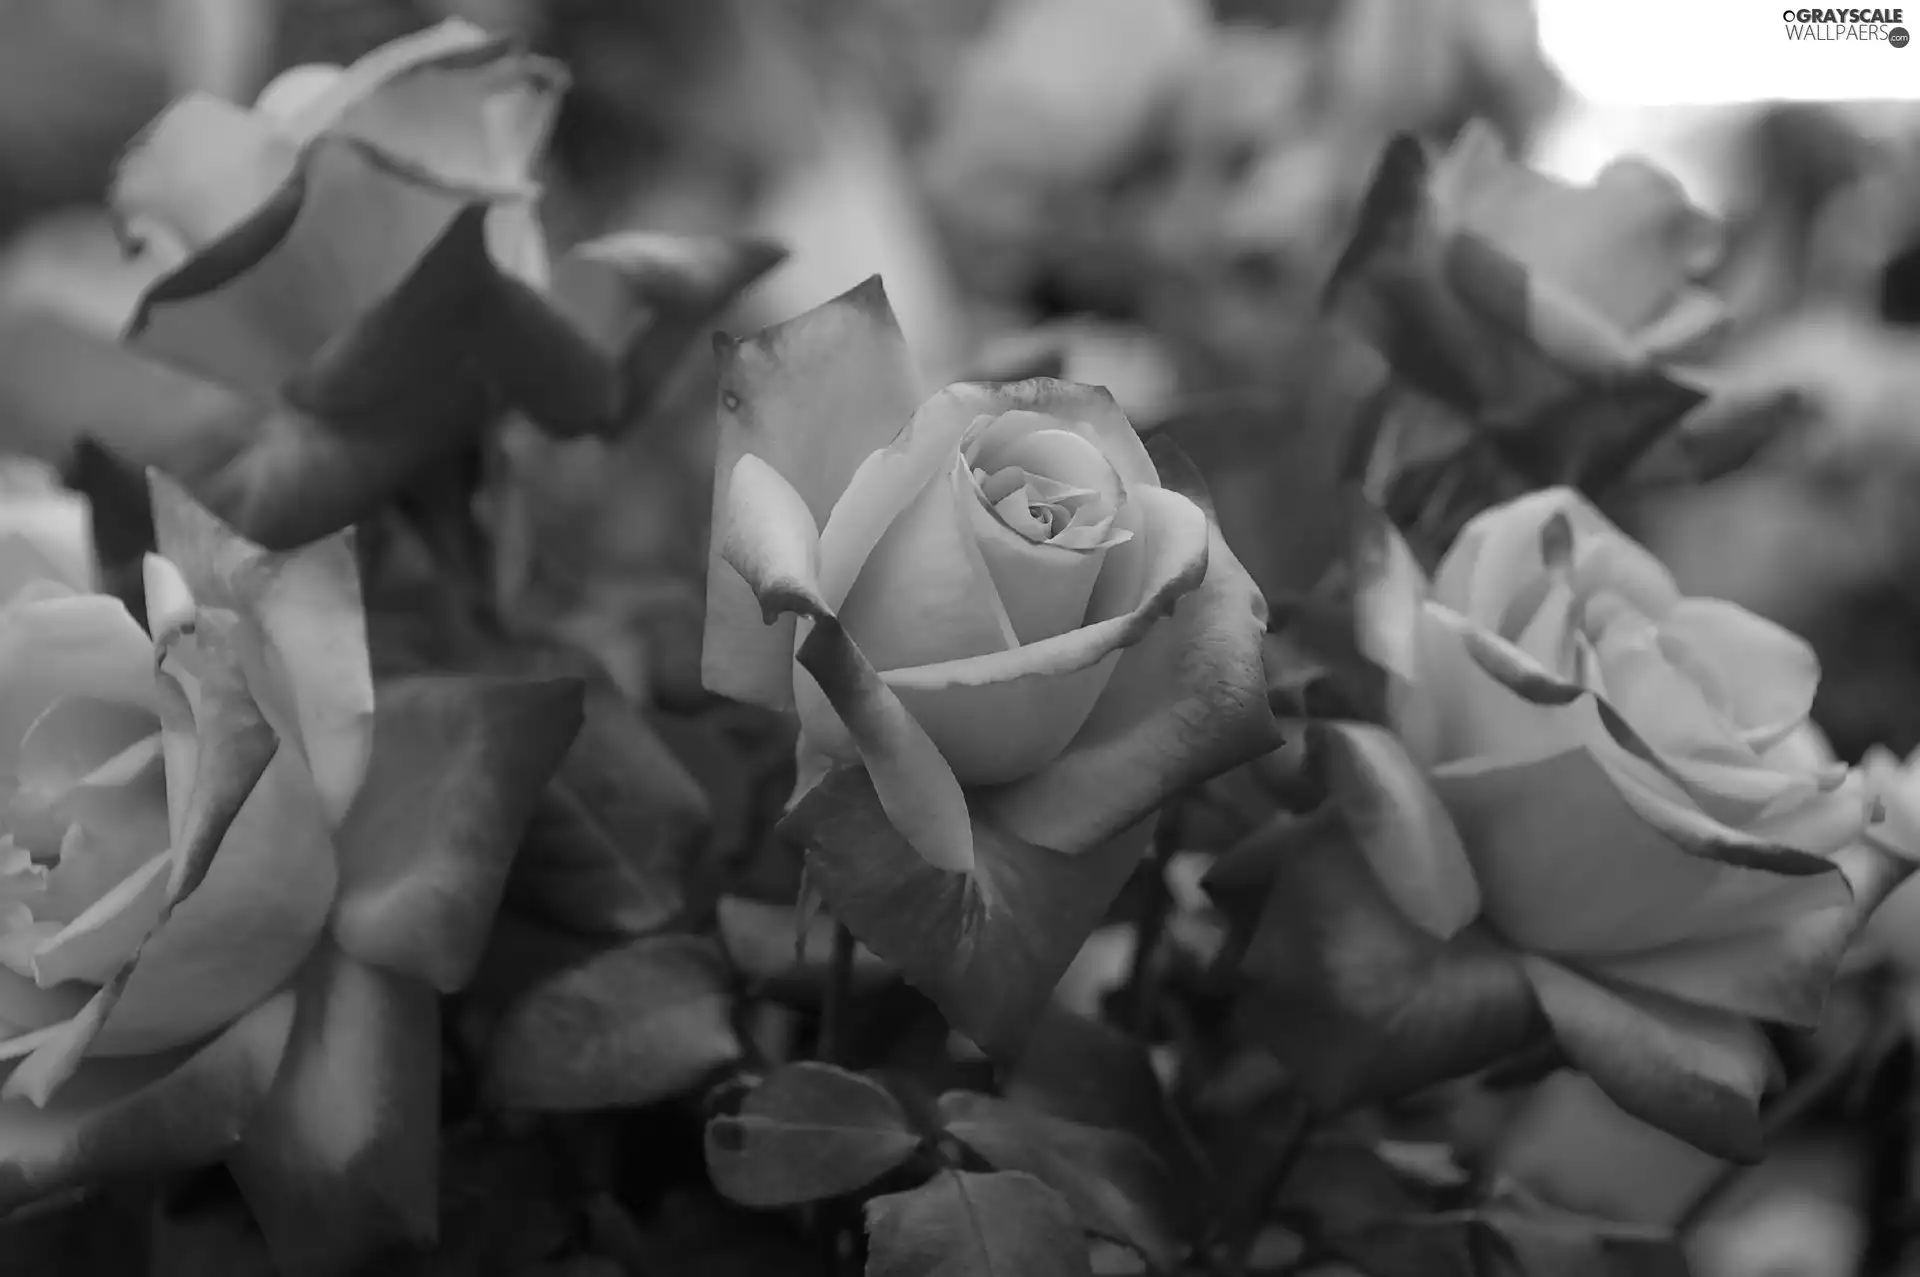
[1349,502,1444,767]
[15,696,161,819]
[0,486,93,598]
[950,379,1161,496]
[1431,487,1680,631]
[0,594,154,772]
[703,276,924,712]
[836,453,1017,673]
[126,133,481,406]
[1867,744,1920,860]
[0,988,295,1212]
[1320,723,1480,941]
[91,748,332,1056]
[264,19,561,191]
[965,462,1117,647]
[151,475,375,829]
[1433,745,1849,959]
[330,674,583,992]
[227,945,439,1277]
[718,454,972,873]
[812,380,991,615]
[1586,840,1911,1027]
[0,970,90,1037]
[1655,598,1819,744]
[1522,956,1771,1161]
[112,93,300,261]
[984,442,1279,856]
[881,484,1205,693]
[28,851,172,989]
[141,552,196,640]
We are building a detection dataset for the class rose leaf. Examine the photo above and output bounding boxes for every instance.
[328,672,585,993]
[936,1091,1185,1273]
[786,769,1151,1063]
[225,946,440,1277]
[705,1062,924,1209]
[865,1170,1093,1277]
[714,895,896,999]
[505,679,711,939]
[478,933,742,1114]
[1204,800,1544,1111]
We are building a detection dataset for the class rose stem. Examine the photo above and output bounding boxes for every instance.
[809,917,861,1277]
[1208,1090,1315,1277]
[817,917,857,1067]
[1122,797,1186,1039]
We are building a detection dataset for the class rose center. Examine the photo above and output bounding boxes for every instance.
[974,465,1117,548]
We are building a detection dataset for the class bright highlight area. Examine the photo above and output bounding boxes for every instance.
[1537,0,1920,103]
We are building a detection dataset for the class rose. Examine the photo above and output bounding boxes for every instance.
[1338,487,1903,1155]
[1326,125,1727,500]
[102,20,608,551]
[0,471,581,1275]
[702,279,1274,1056]
[117,18,562,286]
[703,279,1274,880]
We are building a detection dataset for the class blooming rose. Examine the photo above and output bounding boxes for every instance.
[1332,487,1903,1156]
[702,277,1274,878]
[0,469,580,1275]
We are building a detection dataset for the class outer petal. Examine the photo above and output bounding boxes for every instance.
[86,616,317,1059]
[1583,839,1911,1028]
[1418,602,1862,873]
[264,19,561,182]
[1350,500,1441,765]
[150,473,375,828]
[330,674,583,992]
[1522,957,1772,1162]
[1431,487,1678,632]
[1433,745,1848,959]
[0,989,295,1212]
[227,945,439,1277]
[982,443,1279,855]
[703,276,925,711]
[125,134,481,406]
[112,93,299,263]
[259,20,565,287]
[1656,598,1819,745]
[813,381,1011,615]
[1320,722,1480,940]
[1,608,284,1102]
[719,454,972,873]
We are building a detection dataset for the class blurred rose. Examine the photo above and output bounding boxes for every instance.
[121,17,563,285]
[1430,122,1729,364]
[1344,487,1902,1156]
[0,469,581,1274]
[703,278,1272,873]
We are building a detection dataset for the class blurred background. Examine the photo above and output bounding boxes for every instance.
[7,1,1920,1273]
